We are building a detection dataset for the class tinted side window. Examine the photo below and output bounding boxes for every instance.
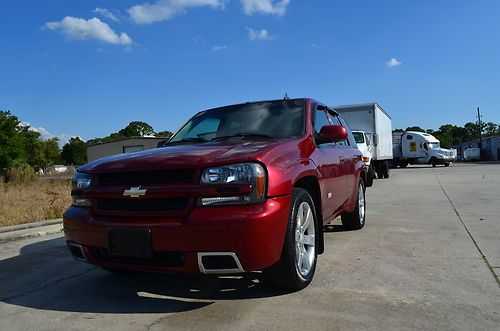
[407,135,413,140]
[333,115,352,147]
[314,110,331,134]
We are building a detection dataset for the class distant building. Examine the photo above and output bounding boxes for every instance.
[454,136,499,161]
[87,137,166,163]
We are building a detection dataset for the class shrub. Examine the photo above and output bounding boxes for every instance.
[6,166,36,184]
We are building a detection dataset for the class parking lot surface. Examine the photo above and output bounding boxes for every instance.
[0,163,499,330]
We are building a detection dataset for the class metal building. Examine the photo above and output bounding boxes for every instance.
[454,136,500,161]
[86,137,166,162]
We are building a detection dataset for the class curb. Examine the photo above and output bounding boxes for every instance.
[0,219,63,244]
[0,219,62,234]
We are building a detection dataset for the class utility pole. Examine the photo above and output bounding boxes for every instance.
[477,107,483,160]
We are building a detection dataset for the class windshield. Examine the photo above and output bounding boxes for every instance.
[427,142,440,149]
[168,100,305,143]
[352,132,365,144]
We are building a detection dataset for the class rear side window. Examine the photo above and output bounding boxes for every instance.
[313,109,331,134]
[332,114,352,147]
[407,135,413,140]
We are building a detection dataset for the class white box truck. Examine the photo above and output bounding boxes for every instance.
[334,103,393,186]
[392,131,456,167]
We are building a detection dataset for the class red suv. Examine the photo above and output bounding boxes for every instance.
[64,98,367,290]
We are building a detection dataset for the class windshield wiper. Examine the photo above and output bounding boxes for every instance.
[211,133,274,141]
[166,137,208,145]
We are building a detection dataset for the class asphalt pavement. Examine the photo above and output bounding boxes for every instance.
[0,163,499,330]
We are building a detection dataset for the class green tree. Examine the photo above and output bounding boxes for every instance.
[155,130,174,138]
[62,137,87,165]
[0,111,26,169]
[118,121,155,137]
[484,122,499,137]
[42,138,62,166]
[405,126,425,133]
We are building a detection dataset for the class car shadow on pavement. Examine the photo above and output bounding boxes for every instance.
[323,224,356,233]
[0,237,291,314]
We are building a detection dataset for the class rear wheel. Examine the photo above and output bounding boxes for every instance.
[366,165,374,187]
[399,161,408,168]
[375,163,384,179]
[382,161,390,178]
[341,180,366,230]
[263,188,317,290]
[444,162,450,167]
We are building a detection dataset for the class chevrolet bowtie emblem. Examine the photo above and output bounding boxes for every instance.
[123,187,147,198]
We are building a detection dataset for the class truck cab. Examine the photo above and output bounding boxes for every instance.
[393,131,456,167]
[352,131,374,186]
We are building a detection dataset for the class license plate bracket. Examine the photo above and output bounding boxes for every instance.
[108,228,152,258]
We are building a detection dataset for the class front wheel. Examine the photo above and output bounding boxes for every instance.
[444,162,450,167]
[430,157,437,167]
[263,188,317,290]
[341,180,366,230]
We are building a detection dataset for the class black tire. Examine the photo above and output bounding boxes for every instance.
[263,188,318,291]
[399,161,408,168]
[430,157,437,167]
[382,161,390,179]
[366,165,374,187]
[375,163,384,179]
[341,180,366,230]
[444,162,450,167]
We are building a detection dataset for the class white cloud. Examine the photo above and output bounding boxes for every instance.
[128,0,226,24]
[19,122,77,146]
[212,45,227,51]
[247,27,270,41]
[93,8,120,22]
[241,0,290,16]
[45,17,132,45]
[386,58,402,68]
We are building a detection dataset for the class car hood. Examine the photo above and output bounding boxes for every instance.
[80,140,285,173]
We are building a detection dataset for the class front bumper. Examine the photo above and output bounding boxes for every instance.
[63,195,291,273]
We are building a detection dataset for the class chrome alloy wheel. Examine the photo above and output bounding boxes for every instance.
[295,201,316,279]
[358,182,366,225]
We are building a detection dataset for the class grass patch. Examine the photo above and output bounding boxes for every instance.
[0,179,71,227]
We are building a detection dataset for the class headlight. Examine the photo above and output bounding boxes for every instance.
[72,171,92,190]
[71,172,92,207]
[199,163,266,206]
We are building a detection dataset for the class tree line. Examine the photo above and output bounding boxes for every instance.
[394,121,499,149]
[0,111,173,174]
[2,109,498,175]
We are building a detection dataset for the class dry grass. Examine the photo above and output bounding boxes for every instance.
[0,179,72,227]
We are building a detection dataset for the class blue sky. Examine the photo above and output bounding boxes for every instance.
[1,0,499,143]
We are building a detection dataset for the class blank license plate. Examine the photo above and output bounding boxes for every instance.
[108,228,152,258]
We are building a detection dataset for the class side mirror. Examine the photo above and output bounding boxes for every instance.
[318,125,348,144]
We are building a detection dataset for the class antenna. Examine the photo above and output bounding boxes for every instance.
[284,93,289,100]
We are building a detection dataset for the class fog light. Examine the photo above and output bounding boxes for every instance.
[72,197,91,207]
[200,196,242,206]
